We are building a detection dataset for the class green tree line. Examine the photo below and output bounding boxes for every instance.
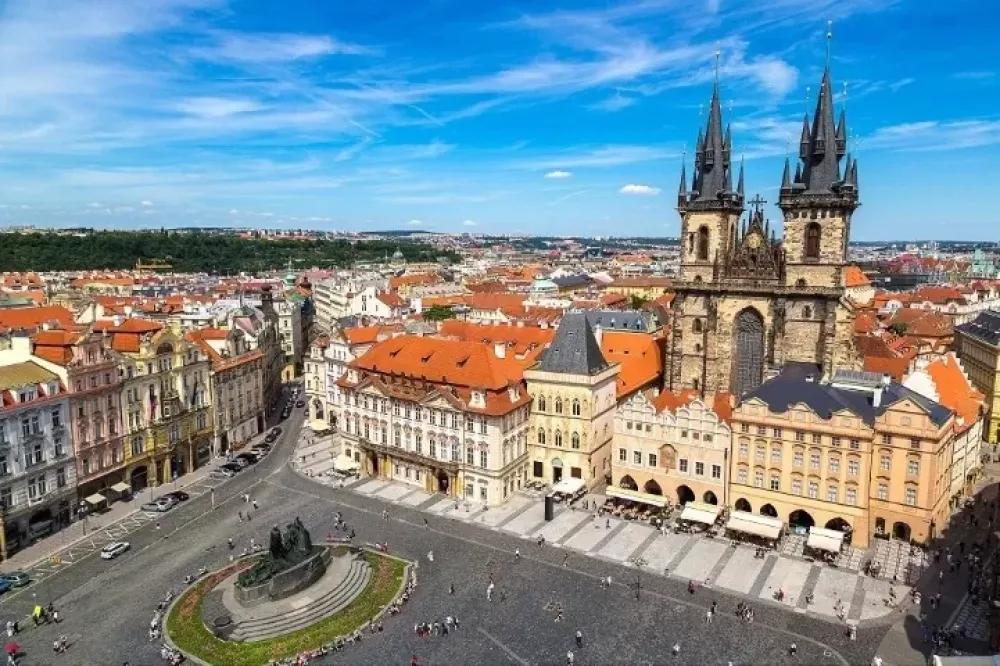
[0,232,457,274]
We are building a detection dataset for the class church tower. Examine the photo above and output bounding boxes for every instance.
[778,65,859,291]
[677,76,744,283]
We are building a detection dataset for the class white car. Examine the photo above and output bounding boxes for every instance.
[101,541,130,560]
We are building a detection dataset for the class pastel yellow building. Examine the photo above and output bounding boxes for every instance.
[956,310,1000,444]
[731,369,955,548]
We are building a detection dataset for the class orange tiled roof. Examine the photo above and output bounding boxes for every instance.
[467,292,527,315]
[651,388,699,413]
[437,321,553,362]
[843,265,871,288]
[926,354,983,434]
[888,308,953,338]
[388,273,439,290]
[349,335,526,390]
[109,318,164,352]
[342,325,402,346]
[0,305,74,332]
[600,331,663,399]
[30,329,81,366]
[377,291,407,308]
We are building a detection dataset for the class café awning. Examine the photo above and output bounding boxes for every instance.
[552,478,585,495]
[807,526,846,553]
[83,494,107,506]
[679,501,721,525]
[110,482,131,493]
[310,419,331,432]
[334,455,360,473]
[725,510,783,540]
[605,486,668,508]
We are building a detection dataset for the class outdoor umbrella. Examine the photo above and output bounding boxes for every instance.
[4,642,19,655]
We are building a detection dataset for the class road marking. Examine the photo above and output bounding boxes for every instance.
[478,628,532,666]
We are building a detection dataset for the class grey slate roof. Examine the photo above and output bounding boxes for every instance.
[552,274,593,289]
[957,309,1000,347]
[584,310,651,331]
[537,312,610,375]
[743,371,952,427]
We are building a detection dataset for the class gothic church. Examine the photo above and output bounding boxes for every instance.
[665,62,860,397]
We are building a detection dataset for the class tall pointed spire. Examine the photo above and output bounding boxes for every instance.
[780,157,792,190]
[736,156,745,199]
[799,114,811,159]
[677,160,688,208]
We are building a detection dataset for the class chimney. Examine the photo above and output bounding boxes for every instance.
[124,305,133,317]
[872,386,883,408]
[882,373,892,386]
[494,342,506,359]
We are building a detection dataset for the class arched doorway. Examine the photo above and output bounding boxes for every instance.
[892,521,911,542]
[735,498,752,512]
[732,308,765,397]
[130,465,149,492]
[551,458,563,484]
[313,400,324,420]
[760,504,778,518]
[437,470,450,494]
[619,475,638,491]
[826,517,853,544]
[677,485,695,505]
[644,480,663,496]
[789,509,815,529]
[367,451,379,477]
[703,491,718,505]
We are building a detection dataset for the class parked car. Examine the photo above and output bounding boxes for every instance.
[296,400,306,408]
[270,427,282,437]
[209,469,234,480]
[265,432,278,443]
[141,498,175,513]
[0,578,10,595]
[2,572,30,588]
[162,490,190,502]
[101,541,130,560]
[235,452,258,465]
[220,462,243,474]
[250,446,270,458]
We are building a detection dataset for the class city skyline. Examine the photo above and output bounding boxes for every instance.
[1,0,998,239]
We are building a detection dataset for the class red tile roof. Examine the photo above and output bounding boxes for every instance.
[843,265,871,288]
[601,331,663,399]
[926,354,983,434]
[0,305,74,332]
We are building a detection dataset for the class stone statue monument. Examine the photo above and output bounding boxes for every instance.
[238,517,319,589]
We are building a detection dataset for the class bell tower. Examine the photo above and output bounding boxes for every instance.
[778,31,859,291]
[677,66,744,283]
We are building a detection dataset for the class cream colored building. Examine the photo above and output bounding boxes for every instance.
[956,310,1000,444]
[338,335,531,506]
[731,369,955,548]
[525,313,619,487]
[612,389,732,507]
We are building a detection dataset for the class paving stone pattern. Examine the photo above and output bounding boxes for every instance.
[293,436,904,624]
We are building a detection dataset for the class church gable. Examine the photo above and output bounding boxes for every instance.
[720,196,785,283]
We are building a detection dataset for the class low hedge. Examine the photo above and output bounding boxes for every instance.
[166,552,406,666]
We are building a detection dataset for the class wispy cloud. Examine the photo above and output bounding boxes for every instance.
[407,219,423,226]
[175,97,264,118]
[864,120,1000,152]
[514,145,676,171]
[191,32,373,63]
[544,170,573,179]
[953,71,996,80]
[548,189,590,205]
[619,184,661,196]
[462,219,478,226]
[590,93,638,112]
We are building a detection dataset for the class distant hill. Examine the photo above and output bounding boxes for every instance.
[0,230,456,273]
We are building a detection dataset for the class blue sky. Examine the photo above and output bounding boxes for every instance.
[0,0,997,240]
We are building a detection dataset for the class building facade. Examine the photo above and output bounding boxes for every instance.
[0,359,77,559]
[113,321,213,491]
[955,310,1000,444]
[525,314,619,487]
[613,389,732,506]
[338,335,531,507]
[666,65,858,398]
[730,370,954,548]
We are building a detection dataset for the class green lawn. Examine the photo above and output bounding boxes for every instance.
[166,552,407,666]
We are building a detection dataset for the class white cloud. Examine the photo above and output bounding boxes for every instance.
[544,170,573,179]
[192,33,372,63]
[462,219,478,226]
[86,201,102,208]
[141,200,153,206]
[619,184,661,196]
[888,78,915,92]
[229,209,239,214]
[407,219,423,226]
[590,94,637,112]
[176,97,263,118]
[864,120,1000,152]
[516,145,676,170]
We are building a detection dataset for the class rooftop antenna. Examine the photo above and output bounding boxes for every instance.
[826,20,833,68]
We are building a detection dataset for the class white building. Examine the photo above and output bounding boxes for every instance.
[0,357,77,557]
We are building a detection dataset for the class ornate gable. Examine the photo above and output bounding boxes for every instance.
[718,196,785,283]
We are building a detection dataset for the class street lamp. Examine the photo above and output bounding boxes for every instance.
[631,556,648,600]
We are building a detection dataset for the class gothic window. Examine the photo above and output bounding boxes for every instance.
[554,430,563,447]
[803,306,812,319]
[688,232,694,254]
[732,308,765,397]
[538,395,546,412]
[697,226,710,261]
[796,279,807,288]
[555,398,563,414]
[805,222,821,259]
[538,430,546,445]
[571,399,581,416]
[692,318,703,333]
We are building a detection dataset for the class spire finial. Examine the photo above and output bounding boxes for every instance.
[805,85,811,114]
[826,20,833,69]
[714,49,721,86]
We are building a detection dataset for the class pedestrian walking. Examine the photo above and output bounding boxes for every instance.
[155,521,161,531]
[515,548,520,561]
[427,550,434,563]
[244,493,250,504]
[706,609,713,623]
[607,575,612,588]
[449,583,455,595]
[789,642,797,656]
[487,582,495,602]
[566,650,574,665]
[575,630,583,647]
[672,643,680,657]
[424,518,429,528]
[711,600,718,615]
[252,499,258,510]
[238,510,244,522]
[605,518,611,529]
[562,553,570,567]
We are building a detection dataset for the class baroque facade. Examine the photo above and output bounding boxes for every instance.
[666,64,859,398]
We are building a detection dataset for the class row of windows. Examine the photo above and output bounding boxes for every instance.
[735,470,921,507]
[623,421,715,443]
[346,393,510,434]
[538,430,581,449]
[740,443,865,476]
[0,467,70,509]
[536,396,582,416]
[738,425,864,448]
